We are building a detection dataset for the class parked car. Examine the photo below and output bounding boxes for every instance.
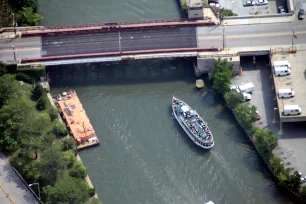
[244,0,255,6]
[298,9,305,20]
[278,6,286,13]
[255,0,268,5]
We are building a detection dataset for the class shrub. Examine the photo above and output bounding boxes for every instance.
[211,59,233,94]
[48,107,58,121]
[36,96,48,110]
[86,198,101,204]
[252,127,278,159]
[234,103,258,130]
[62,137,76,151]
[69,161,87,179]
[52,121,68,137]
[63,150,77,168]
[224,90,243,109]
[32,84,45,100]
[0,63,7,77]
[87,188,96,197]
[16,72,33,84]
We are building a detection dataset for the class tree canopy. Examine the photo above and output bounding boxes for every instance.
[44,176,89,204]
[234,103,258,130]
[16,7,42,26]
[211,59,233,95]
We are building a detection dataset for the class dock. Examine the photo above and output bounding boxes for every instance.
[54,90,99,149]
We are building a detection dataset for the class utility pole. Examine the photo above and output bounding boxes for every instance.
[292,30,297,52]
[222,25,225,50]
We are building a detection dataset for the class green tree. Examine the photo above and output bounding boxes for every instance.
[16,72,33,84]
[234,104,257,130]
[0,75,20,107]
[216,8,238,18]
[48,107,58,121]
[0,97,33,151]
[32,84,45,100]
[62,137,76,151]
[52,120,68,137]
[269,155,284,175]
[224,90,243,109]
[70,161,87,179]
[211,59,233,94]
[44,176,89,204]
[16,7,42,26]
[36,95,48,110]
[39,145,67,185]
[87,187,96,197]
[9,0,39,12]
[0,63,7,77]
[252,127,278,158]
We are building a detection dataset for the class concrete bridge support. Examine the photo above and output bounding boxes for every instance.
[194,56,240,77]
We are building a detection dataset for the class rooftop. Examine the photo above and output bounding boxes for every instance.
[188,0,203,8]
[272,50,306,122]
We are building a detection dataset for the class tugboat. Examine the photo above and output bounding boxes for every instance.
[172,96,214,149]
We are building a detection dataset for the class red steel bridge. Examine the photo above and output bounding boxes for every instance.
[7,19,219,65]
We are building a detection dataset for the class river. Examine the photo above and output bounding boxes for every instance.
[40,1,293,203]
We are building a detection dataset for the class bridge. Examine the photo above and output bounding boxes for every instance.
[1,16,306,74]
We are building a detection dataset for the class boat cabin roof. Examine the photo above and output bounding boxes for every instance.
[181,105,190,113]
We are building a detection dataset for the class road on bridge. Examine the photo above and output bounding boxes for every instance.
[1,19,306,62]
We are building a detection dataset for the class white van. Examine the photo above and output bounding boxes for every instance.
[278,89,295,98]
[230,85,252,101]
[274,66,291,76]
[238,82,255,94]
[283,105,302,116]
[274,61,291,69]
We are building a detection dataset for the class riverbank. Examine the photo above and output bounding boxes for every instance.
[211,58,306,203]
[47,92,100,201]
[0,63,99,203]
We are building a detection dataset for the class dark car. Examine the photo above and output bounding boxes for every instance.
[298,9,305,20]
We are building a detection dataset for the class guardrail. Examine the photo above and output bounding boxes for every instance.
[21,47,219,63]
[12,167,43,204]
[20,21,216,37]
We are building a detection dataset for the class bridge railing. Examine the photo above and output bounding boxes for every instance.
[42,18,199,30]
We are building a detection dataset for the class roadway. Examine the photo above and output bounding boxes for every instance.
[41,27,197,56]
[1,19,306,62]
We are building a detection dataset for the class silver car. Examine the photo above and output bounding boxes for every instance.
[255,0,268,5]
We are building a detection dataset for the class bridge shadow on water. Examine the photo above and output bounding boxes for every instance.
[47,58,198,87]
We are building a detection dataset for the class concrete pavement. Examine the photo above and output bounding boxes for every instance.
[0,153,38,204]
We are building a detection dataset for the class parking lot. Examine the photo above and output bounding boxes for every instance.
[232,55,306,176]
[272,50,306,122]
[218,0,286,16]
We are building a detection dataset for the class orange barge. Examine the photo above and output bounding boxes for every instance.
[54,90,99,150]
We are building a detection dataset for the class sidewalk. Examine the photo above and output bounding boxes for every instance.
[0,153,38,204]
[223,14,295,26]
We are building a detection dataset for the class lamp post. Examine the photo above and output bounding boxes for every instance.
[12,13,17,36]
[273,107,277,123]
[29,183,41,200]
[12,44,16,61]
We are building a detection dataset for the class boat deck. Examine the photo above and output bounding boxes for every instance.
[55,90,99,150]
